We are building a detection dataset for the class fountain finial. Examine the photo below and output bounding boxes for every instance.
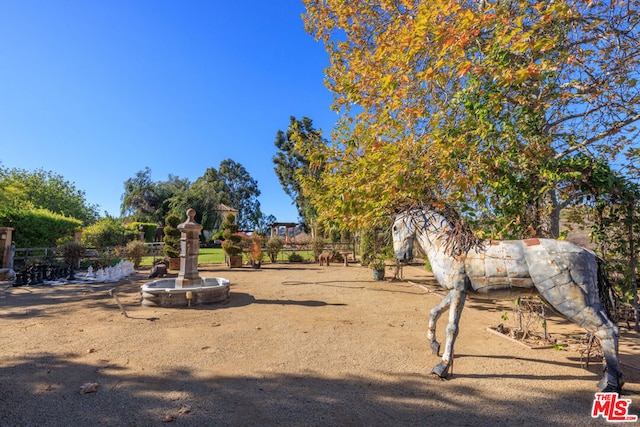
[186,208,196,222]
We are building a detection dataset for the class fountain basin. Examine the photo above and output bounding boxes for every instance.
[141,277,230,307]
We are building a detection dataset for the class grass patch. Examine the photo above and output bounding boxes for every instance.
[198,248,226,264]
[139,248,317,267]
[140,248,226,266]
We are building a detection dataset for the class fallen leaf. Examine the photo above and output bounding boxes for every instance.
[79,382,99,393]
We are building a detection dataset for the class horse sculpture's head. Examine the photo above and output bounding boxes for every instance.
[392,211,416,262]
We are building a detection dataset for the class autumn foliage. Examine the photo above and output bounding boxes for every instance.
[301,0,639,237]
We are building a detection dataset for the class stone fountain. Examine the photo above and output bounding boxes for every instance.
[140,208,230,307]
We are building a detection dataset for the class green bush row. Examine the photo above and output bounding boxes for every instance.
[126,222,158,243]
[0,207,82,247]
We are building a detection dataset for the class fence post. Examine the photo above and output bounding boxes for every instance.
[0,227,14,269]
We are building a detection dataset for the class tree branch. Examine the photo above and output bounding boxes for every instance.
[554,113,640,160]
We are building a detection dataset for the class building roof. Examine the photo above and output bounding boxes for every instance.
[269,222,298,227]
[217,203,238,213]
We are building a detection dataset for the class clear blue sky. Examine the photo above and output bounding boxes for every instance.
[0,0,337,222]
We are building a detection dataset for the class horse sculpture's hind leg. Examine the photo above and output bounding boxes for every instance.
[594,317,623,392]
[536,282,623,392]
[430,289,466,379]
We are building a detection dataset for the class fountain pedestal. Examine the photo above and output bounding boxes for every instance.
[176,208,202,288]
[141,208,230,308]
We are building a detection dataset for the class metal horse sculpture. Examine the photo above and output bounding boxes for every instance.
[392,209,623,392]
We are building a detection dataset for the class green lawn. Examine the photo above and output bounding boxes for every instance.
[140,247,317,267]
[140,247,226,266]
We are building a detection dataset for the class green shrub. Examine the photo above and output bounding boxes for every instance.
[93,248,122,269]
[163,214,181,259]
[82,217,125,247]
[266,236,284,262]
[288,252,304,262]
[126,222,157,243]
[125,240,147,268]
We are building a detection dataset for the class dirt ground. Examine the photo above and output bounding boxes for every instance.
[1,262,639,426]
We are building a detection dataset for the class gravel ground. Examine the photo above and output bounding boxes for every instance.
[1,262,638,426]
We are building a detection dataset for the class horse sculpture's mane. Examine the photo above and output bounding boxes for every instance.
[397,202,485,257]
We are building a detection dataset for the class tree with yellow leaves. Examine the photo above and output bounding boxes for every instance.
[300,0,639,238]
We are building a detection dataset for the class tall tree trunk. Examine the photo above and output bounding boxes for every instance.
[536,189,560,238]
[628,202,639,332]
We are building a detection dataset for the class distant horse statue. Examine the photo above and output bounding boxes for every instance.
[392,208,623,392]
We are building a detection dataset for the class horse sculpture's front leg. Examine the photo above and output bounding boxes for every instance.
[427,292,452,356]
[431,289,467,379]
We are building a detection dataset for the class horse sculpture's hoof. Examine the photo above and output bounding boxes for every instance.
[431,362,449,379]
[601,383,619,393]
[598,372,624,393]
[430,341,440,356]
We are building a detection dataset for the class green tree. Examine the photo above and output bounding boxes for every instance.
[121,168,190,224]
[168,175,222,232]
[121,163,268,232]
[121,167,158,221]
[273,116,326,231]
[0,166,99,225]
[255,214,277,235]
[215,159,262,230]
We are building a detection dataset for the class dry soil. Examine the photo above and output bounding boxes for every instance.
[1,262,639,426]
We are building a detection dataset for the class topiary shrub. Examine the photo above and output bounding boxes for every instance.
[163,214,181,259]
[221,214,242,257]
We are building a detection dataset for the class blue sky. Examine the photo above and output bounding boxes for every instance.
[0,0,337,222]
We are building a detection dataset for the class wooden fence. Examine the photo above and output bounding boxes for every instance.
[12,242,165,269]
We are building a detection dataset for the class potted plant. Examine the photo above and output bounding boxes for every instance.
[248,235,265,268]
[221,214,243,268]
[368,255,387,281]
[163,214,181,270]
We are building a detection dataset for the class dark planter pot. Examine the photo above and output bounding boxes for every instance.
[168,257,180,271]
[227,255,243,268]
[372,269,385,281]
[251,260,261,269]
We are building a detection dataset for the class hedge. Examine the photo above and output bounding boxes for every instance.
[0,207,82,247]
[126,222,158,243]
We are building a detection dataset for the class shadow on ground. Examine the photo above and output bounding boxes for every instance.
[0,353,628,426]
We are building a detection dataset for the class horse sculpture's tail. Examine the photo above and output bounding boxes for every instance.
[597,257,618,323]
